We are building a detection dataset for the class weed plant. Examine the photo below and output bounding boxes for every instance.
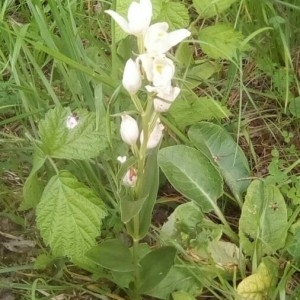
[1,0,300,299]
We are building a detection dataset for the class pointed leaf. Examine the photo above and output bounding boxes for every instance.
[121,196,146,223]
[36,171,107,263]
[158,145,223,212]
[39,106,107,160]
[198,24,244,59]
[86,239,134,272]
[239,180,288,256]
[189,122,250,205]
[139,246,177,293]
[193,0,238,18]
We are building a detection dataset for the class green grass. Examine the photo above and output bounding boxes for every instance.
[1,0,300,299]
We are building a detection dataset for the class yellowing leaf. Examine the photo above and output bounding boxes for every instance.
[236,259,278,299]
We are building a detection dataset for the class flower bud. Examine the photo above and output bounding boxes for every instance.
[122,59,142,95]
[153,86,181,112]
[120,115,139,146]
[140,120,164,149]
[122,167,137,187]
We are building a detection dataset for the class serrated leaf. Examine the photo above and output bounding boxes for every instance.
[158,145,223,212]
[36,171,106,263]
[188,122,250,205]
[168,92,231,130]
[138,246,177,293]
[156,1,189,30]
[86,239,134,272]
[198,24,243,59]
[193,0,238,18]
[39,106,107,160]
[236,258,278,299]
[239,180,288,256]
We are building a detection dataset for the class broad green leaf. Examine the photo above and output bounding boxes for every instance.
[172,291,196,300]
[138,246,177,293]
[39,106,107,160]
[236,258,278,299]
[120,196,146,223]
[168,92,231,130]
[239,180,288,256]
[189,122,250,205]
[198,24,243,59]
[158,145,223,212]
[146,266,203,299]
[193,0,238,18]
[86,239,134,272]
[21,145,46,210]
[156,1,189,30]
[36,171,107,264]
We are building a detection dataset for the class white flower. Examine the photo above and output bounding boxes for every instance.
[117,156,127,164]
[122,167,138,187]
[66,113,79,129]
[105,0,152,36]
[122,58,142,95]
[120,115,139,146]
[144,22,191,55]
[140,119,164,149]
[152,86,181,112]
[138,54,175,87]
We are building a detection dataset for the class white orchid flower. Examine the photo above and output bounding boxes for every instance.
[146,85,181,112]
[120,115,139,146]
[144,22,191,55]
[137,54,175,87]
[122,58,142,95]
[140,119,164,149]
[105,0,152,36]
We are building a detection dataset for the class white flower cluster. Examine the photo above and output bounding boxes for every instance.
[106,0,190,187]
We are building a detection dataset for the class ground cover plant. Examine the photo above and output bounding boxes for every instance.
[1,0,300,299]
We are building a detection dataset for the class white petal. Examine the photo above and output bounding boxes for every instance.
[137,53,154,82]
[122,167,137,187]
[117,156,127,164]
[120,115,139,146]
[166,29,191,49]
[122,59,142,95]
[105,10,130,33]
[140,120,164,149]
[127,0,152,35]
[153,98,172,112]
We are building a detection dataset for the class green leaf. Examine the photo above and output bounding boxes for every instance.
[158,145,223,212]
[36,171,107,264]
[138,246,177,293]
[188,122,250,205]
[120,196,146,223]
[236,258,278,299]
[198,24,243,59]
[156,1,189,30]
[126,150,159,239]
[86,239,134,272]
[145,266,203,299]
[239,180,288,256]
[21,145,46,210]
[289,96,300,117]
[172,291,196,300]
[193,0,238,18]
[168,92,231,130]
[287,226,300,263]
[39,106,107,160]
